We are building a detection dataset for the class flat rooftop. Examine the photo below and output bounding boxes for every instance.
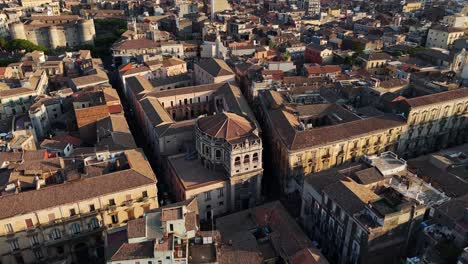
[168,154,228,190]
[364,152,407,176]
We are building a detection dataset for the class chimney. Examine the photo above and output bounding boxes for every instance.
[35,176,40,190]
[59,157,65,168]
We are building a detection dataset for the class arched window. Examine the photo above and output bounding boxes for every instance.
[234,157,241,166]
[244,155,250,164]
[70,223,81,235]
[50,228,61,240]
[253,153,259,162]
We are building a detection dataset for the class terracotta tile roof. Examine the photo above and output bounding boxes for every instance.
[112,39,158,51]
[306,65,341,75]
[185,211,198,231]
[127,218,146,239]
[161,57,186,67]
[0,88,36,98]
[22,150,48,161]
[324,177,380,214]
[75,105,109,128]
[403,88,468,108]
[111,241,154,261]
[197,112,255,141]
[0,169,155,219]
[71,74,108,88]
[40,139,69,150]
[51,134,81,146]
[290,248,328,264]
[0,67,6,78]
[289,114,405,151]
[121,66,151,76]
[161,207,183,221]
[0,152,23,165]
[197,58,234,77]
[218,247,263,264]
[16,157,62,172]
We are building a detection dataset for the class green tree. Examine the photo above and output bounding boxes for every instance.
[344,56,354,66]
[0,58,18,66]
[0,37,7,49]
[7,39,47,52]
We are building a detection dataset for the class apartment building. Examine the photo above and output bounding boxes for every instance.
[0,70,48,119]
[108,198,218,264]
[301,152,447,264]
[0,148,158,264]
[112,39,184,66]
[358,52,393,75]
[425,25,465,49]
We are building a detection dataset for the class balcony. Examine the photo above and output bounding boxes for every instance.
[122,200,133,207]
[40,210,99,229]
[44,226,105,246]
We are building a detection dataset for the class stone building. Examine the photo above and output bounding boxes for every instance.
[167,111,263,220]
[194,58,235,85]
[257,89,406,193]
[0,149,158,264]
[9,15,95,49]
[396,88,468,158]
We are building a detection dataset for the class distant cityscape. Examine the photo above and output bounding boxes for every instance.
[0,0,467,264]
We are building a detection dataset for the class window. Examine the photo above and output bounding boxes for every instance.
[219,201,224,206]
[4,223,13,233]
[70,223,81,234]
[169,224,174,232]
[244,155,250,164]
[142,191,148,198]
[9,239,19,251]
[204,191,211,201]
[253,153,259,162]
[215,149,221,159]
[69,209,76,216]
[25,218,34,229]
[29,234,40,246]
[218,188,224,198]
[50,228,61,240]
[234,157,241,166]
[108,199,116,206]
[89,204,95,212]
[90,218,99,229]
[34,249,43,260]
[111,214,119,224]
